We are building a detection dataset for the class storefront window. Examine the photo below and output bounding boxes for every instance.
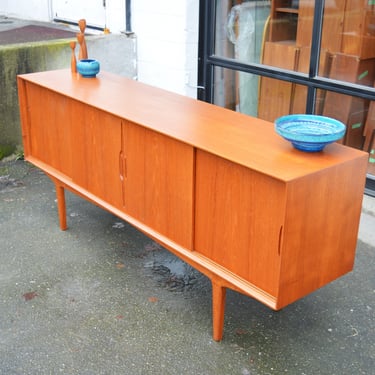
[200,0,375,183]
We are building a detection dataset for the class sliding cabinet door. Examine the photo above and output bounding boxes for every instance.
[23,83,73,177]
[69,100,123,210]
[122,121,194,249]
[194,150,285,296]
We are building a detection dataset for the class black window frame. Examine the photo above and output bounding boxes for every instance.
[197,0,375,196]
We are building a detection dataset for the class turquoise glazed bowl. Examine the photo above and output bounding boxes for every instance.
[275,114,346,152]
[77,59,100,78]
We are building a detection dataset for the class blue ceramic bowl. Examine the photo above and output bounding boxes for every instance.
[275,114,346,152]
[77,59,100,78]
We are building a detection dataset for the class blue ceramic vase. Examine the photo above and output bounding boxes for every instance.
[77,59,100,78]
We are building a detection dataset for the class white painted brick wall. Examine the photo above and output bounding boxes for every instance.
[133,0,199,98]
[105,0,125,32]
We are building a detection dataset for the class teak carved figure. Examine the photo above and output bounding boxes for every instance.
[69,41,77,73]
[17,69,368,341]
[77,18,88,60]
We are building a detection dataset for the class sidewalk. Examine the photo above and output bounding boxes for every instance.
[0,158,374,375]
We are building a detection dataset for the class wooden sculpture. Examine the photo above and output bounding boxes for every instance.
[69,41,77,73]
[77,18,88,60]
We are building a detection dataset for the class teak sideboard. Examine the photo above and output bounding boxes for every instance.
[18,69,368,341]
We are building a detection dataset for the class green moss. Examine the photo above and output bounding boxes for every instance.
[0,40,72,149]
[0,144,16,160]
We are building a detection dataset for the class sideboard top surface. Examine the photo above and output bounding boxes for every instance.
[18,69,368,182]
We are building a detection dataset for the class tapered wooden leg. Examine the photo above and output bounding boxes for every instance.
[55,183,67,231]
[212,280,226,341]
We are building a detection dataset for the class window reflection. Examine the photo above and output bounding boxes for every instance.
[213,67,306,119]
[215,1,271,117]
[215,1,271,64]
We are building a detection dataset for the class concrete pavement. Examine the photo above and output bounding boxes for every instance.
[0,158,374,374]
